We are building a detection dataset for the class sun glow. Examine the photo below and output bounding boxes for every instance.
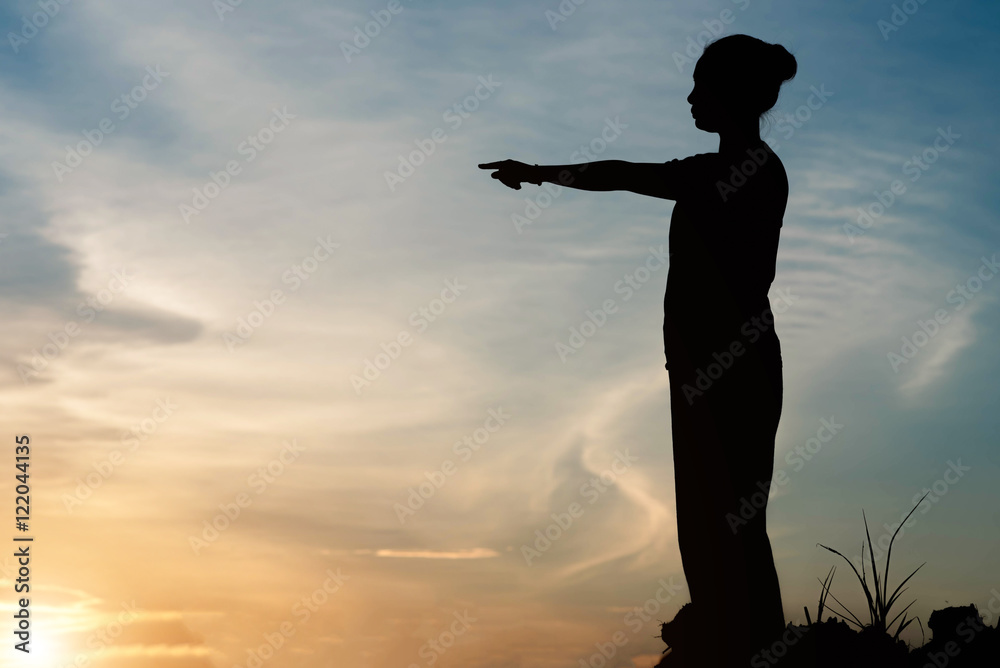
[13,634,67,667]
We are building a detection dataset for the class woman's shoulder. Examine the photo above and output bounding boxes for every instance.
[667,144,783,173]
[661,152,720,182]
[662,144,787,205]
[663,152,716,167]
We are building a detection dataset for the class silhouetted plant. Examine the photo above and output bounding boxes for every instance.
[804,564,836,626]
[815,492,930,640]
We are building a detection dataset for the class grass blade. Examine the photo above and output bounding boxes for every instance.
[882,493,929,610]
[887,598,916,631]
[886,562,926,612]
[817,580,867,629]
[817,565,835,624]
[863,512,882,629]
[817,541,876,624]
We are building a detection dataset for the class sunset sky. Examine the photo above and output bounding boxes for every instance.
[2,0,999,666]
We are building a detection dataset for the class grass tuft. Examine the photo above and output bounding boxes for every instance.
[815,491,930,640]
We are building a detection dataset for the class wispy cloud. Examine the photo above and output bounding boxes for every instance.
[371,548,500,559]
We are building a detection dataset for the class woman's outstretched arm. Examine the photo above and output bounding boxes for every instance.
[479,159,683,200]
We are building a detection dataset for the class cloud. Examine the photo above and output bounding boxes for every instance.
[371,548,500,559]
[898,301,980,394]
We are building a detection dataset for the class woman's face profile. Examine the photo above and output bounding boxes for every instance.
[687,58,734,134]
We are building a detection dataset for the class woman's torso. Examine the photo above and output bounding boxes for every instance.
[663,141,787,368]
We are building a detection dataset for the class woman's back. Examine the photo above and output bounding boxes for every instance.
[663,140,788,366]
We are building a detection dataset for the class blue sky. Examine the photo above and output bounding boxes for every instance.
[1,1,999,666]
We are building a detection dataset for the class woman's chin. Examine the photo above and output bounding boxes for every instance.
[693,117,718,133]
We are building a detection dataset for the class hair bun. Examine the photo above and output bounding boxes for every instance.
[769,43,797,83]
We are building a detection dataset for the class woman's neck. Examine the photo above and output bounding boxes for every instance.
[718,121,763,155]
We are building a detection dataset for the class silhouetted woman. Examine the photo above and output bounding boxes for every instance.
[480,34,797,667]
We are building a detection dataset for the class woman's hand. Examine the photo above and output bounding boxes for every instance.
[478,160,540,190]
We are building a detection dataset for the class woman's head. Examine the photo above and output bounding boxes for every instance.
[687,35,796,134]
